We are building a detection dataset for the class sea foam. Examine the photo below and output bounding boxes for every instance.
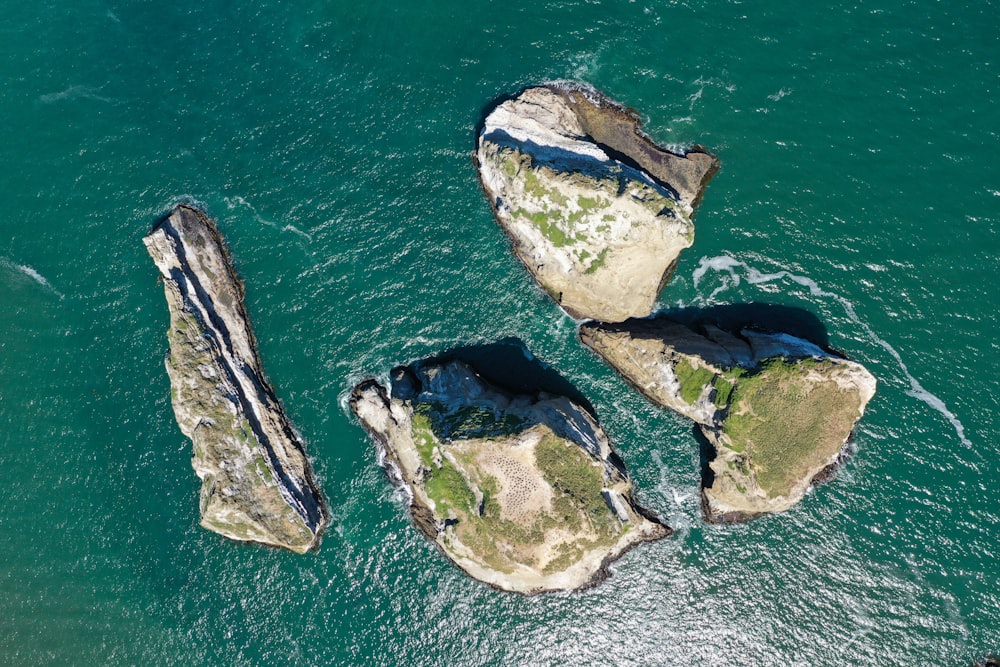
[2,258,64,300]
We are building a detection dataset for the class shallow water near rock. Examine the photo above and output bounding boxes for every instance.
[1,0,998,664]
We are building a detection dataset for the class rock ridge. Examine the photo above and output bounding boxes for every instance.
[144,204,326,553]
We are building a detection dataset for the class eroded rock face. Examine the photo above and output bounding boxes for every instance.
[350,359,668,593]
[144,204,326,553]
[476,83,718,323]
[580,318,876,523]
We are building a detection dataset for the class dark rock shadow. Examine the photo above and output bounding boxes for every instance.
[586,303,837,382]
[474,89,523,146]
[419,337,597,419]
[693,426,716,490]
[481,128,681,202]
[661,302,831,351]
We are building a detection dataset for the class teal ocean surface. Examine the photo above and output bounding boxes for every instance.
[1,1,998,664]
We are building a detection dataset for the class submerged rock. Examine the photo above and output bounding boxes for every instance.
[144,204,326,553]
[350,358,668,593]
[476,82,718,323]
[580,317,876,522]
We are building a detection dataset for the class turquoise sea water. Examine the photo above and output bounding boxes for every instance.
[1,1,998,664]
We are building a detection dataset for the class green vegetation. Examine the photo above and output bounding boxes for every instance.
[711,367,745,409]
[252,453,275,486]
[523,168,568,207]
[543,539,588,574]
[509,166,621,248]
[722,357,859,497]
[424,461,476,516]
[535,434,617,536]
[204,518,252,540]
[414,417,623,577]
[411,412,437,466]
[635,191,672,215]
[576,195,608,210]
[674,358,716,404]
[711,376,735,409]
[584,248,608,275]
[501,154,518,177]
[414,401,528,443]
[513,208,572,247]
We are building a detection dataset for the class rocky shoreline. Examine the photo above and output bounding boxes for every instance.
[144,204,326,553]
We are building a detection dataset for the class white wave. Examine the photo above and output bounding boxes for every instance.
[767,88,792,102]
[39,85,111,104]
[650,451,694,507]
[692,254,973,448]
[836,610,875,655]
[687,86,703,110]
[1,258,64,299]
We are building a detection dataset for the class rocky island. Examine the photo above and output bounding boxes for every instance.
[476,82,718,322]
[580,317,876,522]
[350,358,668,593]
[144,204,326,553]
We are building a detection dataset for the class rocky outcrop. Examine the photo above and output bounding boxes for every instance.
[350,359,668,593]
[476,82,718,323]
[580,317,876,522]
[144,204,326,553]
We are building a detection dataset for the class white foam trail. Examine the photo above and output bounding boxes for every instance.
[692,255,973,448]
[39,85,111,104]
[282,225,313,242]
[837,616,874,655]
[224,196,312,243]
[1,258,64,299]
[767,88,792,102]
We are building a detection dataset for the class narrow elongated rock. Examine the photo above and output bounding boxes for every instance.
[350,359,668,594]
[476,82,718,322]
[580,317,876,522]
[144,204,326,553]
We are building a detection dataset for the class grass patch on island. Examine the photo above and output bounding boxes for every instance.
[535,434,617,537]
[674,358,716,404]
[584,248,609,275]
[412,416,623,578]
[424,461,476,516]
[411,412,437,466]
[414,401,527,443]
[722,357,861,497]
